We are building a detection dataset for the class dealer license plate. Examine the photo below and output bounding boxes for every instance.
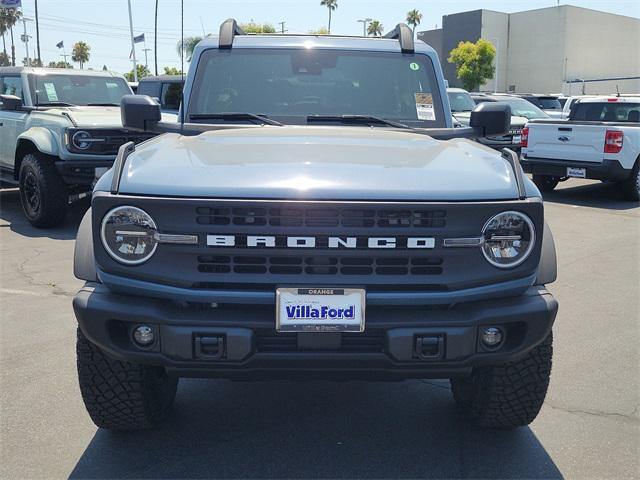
[566,167,586,178]
[276,288,365,332]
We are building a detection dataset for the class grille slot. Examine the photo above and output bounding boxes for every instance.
[197,255,443,276]
[255,331,385,353]
[196,206,446,229]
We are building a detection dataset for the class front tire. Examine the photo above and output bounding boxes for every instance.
[18,153,68,228]
[450,333,553,429]
[532,174,559,193]
[620,160,640,202]
[76,328,178,431]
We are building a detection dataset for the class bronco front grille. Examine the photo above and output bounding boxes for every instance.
[197,255,444,276]
[196,206,446,229]
[255,330,385,353]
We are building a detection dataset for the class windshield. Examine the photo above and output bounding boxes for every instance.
[499,97,548,119]
[537,97,562,110]
[572,102,640,122]
[447,91,475,112]
[27,74,131,106]
[188,48,445,127]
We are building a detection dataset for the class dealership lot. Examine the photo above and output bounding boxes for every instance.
[0,179,638,479]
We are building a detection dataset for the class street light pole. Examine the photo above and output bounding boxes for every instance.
[35,0,41,65]
[357,18,372,36]
[127,0,138,82]
[21,17,32,66]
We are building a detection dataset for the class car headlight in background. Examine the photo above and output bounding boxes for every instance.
[481,211,535,268]
[101,206,158,265]
[66,128,107,152]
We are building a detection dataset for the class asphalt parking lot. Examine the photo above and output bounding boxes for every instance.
[1,179,638,480]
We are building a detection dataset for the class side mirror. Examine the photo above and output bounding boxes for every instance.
[121,94,161,131]
[0,94,23,111]
[470,102,511,137]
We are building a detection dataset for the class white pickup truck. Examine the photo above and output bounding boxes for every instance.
[521,96,640,201]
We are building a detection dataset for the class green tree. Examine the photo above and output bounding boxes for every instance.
[239,21,276,33]
[320,0,337,34]
[47,60,73,69]
[0,8,22,66]
[367,20,383,37]
[0,12,7,62]
[309,27,329,35]
[406,9,423,36]
[447,39,496,92]
[71,41,90,69]
[125,64,150,82]
[163,66,183,75]
[176,36,203,62]
[22,57,42,67]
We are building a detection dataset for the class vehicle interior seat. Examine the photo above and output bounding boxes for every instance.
[627,110,640,122]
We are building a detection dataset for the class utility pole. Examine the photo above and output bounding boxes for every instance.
[143,42,152,69]
[20,17,32,66]
[127,0,138,82]
[278,21,287,34]
[357,18,372,37]
[35,0,41,66]
[154,0,158,75]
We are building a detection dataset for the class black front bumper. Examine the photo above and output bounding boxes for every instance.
[521,157,631,181]
[73,283,557,380]
[56,160,114,185]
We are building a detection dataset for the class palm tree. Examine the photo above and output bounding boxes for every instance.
[406,9,423,36]
[320,0,337,34]
[1,8,21,66]
[367,20,383,37]
[176,36,202,62]
[71,41,90,69]
[0,14,8,63]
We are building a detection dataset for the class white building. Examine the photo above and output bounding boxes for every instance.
[418,5,640,95]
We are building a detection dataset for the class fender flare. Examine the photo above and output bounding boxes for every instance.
[74,208,98,282]
[16,127,60,157]
[536,221,557,285]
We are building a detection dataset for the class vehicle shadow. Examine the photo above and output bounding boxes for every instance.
[70,379,562,479]
[0,188,87,240]
[540,179,638,211]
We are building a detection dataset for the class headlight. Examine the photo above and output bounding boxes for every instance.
[100,206,158,265]
[65,128,108,153]
[71,130,93,150]
[481,211,535,268]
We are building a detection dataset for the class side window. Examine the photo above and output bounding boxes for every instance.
[137,81,160,98]
[161,82,182,110]
[0,76,24,99]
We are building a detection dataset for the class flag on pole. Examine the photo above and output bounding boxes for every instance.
[56,41,64,49]
[133,33,145,44]
[0,0,22,8]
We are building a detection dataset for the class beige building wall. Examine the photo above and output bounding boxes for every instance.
[479,11,509,93]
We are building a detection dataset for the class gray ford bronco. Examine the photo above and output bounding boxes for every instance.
[0,67,153,227]
[73,20,558,431]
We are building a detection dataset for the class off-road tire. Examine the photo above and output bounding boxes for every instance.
[450,332,553,429]
[18,153,68,228]
[76,328,178,431]
[620,160,640,202]
[532,175,559,193]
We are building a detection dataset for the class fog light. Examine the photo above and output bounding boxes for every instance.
[133,325,155,346]
[481,327,503,348]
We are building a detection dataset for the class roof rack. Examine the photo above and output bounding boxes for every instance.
[384,23,414,53]
[219,18,246,49]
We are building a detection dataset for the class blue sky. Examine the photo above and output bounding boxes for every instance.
[11,0,640,75]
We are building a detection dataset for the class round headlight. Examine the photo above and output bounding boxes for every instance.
[72,130,92,150]
[481,211,535,268]
[100,206,158,265]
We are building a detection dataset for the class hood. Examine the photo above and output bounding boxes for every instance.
[453,111,528,128]
[54,106,123,127]
[116,126,524,201]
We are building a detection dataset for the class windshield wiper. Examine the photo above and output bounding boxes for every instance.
[86,103,119,106]
[307,114,413,130]
[35,101,75,107]
[189,112,283,126]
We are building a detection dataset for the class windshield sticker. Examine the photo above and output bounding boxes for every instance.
[43,83,59,102]
[409,62,420,71]
[106,82,119,89]
[415,93,435,120]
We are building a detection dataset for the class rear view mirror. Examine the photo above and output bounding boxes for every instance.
[121,94,161,131]
[470,102,511,137]
[0,94,23,111]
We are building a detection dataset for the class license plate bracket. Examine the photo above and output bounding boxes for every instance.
[566,166,586,178]
[276,287,365,332]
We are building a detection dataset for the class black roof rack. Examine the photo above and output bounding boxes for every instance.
[219,18,245,49]
[384,23,414,53]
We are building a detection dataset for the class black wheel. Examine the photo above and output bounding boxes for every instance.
[76,328,178,431]
[450,332,553,429]
[620,160,640,202]
[18,153,68,227]
[532,175,559,193]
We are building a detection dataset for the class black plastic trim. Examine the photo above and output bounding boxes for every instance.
[110,141,135,194]
[384,23,414,53]
[502,148,527,199]
[219,18,246,49]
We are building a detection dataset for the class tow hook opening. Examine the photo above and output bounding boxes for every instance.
[194,335,225,360]
[414,335,444,361]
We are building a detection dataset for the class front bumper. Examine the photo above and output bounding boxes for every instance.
[521,157,631,181]
[73,283,558,380]
[56,160,114,185]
